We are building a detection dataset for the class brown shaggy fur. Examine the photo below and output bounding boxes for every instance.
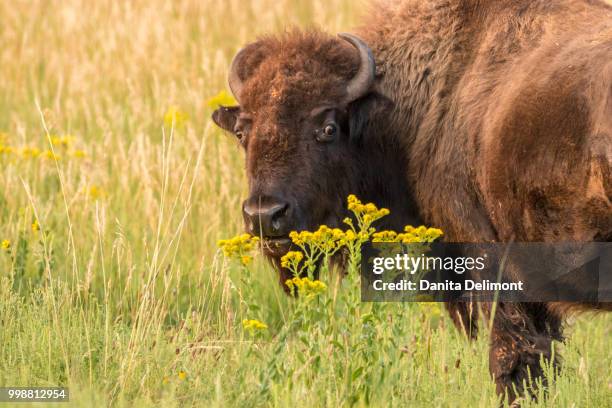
[212,0,612,403]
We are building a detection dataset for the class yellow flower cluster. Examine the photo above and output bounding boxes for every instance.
[162,370,188,385]
[280,251,304,269]
[285,276,327,297]
[0,132,85,161]
[242,319,268,331]
[217,233,260,258]
[240,255,253,266]
[21,147,41,159]
[372,226,443,243]
[31,220,40,232]
[88,186,106,200]
[289,225,361,252]
[370,230,397,242]
[44,150,60,161]
[205,90,237,108]
[0,145,13,155]
[418,302,442,318]
[347,194,390,225]
[50,135,75,147]
[163,106,189,128]
[1,240,10,251]
[0,145,70,160]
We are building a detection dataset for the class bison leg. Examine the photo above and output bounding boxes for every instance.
[445,301,479,339]
[488,302,563,404]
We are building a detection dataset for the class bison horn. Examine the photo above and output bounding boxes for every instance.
[228,47,247,103]
[338,33,376,104]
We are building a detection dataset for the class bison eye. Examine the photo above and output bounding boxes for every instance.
[316,123,338,142]
[234,125,246,142]
[324,124,337,136]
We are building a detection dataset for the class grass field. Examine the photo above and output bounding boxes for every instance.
[0,0,610,406]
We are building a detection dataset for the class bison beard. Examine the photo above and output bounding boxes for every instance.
[212,0,612,404]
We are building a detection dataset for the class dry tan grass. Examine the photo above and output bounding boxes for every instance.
[0,0,360,273]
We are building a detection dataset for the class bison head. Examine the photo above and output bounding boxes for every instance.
[212,30,410,274]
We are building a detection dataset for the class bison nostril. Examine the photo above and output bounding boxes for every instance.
[271,204,288,232]
[272,218,281,232]
[243,197,290,237]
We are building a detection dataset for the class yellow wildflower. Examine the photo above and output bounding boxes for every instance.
[372,226,443,243]
[205,90,237,108]
[419,302,442,318]
[240,255,253,265]
[0,145,15,155]
[177,370,187,381]
[1,240,10,250]
[72,150,87,159]
[285,276,327,297]
[364,203,377,213]
[217,233,260,260]
[347,194,389,217]
[43,150,60,161]
[88,186,105,200]
[343,229,357,242]
[345,195,389,239]
[31,220,40,232]
[372,230,398,242]
[289,225,348,252]
[423,227,444,242]
[163,106,189,128]
[288,230,308,246]
[242,319,268,333]
[397,226,443,243]
[280,251,303,269]
[50,135,74,148]
[21,146,41,159]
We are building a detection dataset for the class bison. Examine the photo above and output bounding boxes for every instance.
[211,0,612,403]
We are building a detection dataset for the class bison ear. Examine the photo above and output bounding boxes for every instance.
[347,93,392,142]
[212,106,240,132]
[347,93,377,142]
